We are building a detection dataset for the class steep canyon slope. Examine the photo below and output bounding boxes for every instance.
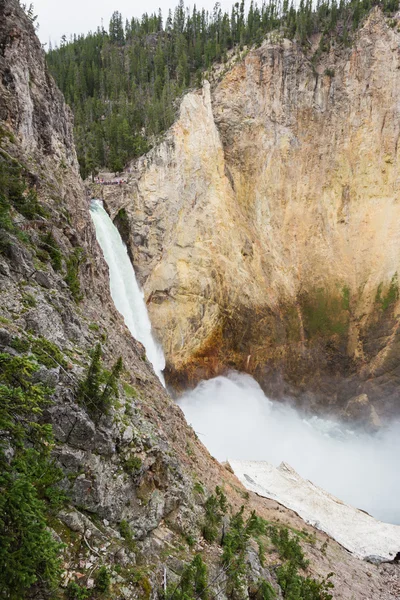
[101,8,400,423]
[3,1,393,599]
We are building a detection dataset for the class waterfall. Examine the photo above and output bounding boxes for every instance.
[90,199,165,384]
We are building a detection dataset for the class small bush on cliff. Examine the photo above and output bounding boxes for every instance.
[202,486,228,543]
[164,554,208,600]
[0,155,47,241]
[276,562,334,600]
[375,273,399,311]
[267,524,334,600]
[222,508,265,598]
[78,343,123,420]
[268,525,309,569]
[95,566,111,592]
[31,335,68,369]
[0,156,46,222]
[66,581,91,599]
[252,580,276,600]
[39,231,63,271]
[65,247,85,302]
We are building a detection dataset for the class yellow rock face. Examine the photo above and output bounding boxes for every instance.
[102,8,400,419]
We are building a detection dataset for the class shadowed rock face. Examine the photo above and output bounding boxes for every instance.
[100,9,400,422]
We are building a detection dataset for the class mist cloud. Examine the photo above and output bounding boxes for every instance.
[178,372,400,525]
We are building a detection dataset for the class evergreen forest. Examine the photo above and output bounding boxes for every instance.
[46,0,399,178]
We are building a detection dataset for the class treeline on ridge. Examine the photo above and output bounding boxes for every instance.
[46,0,399,178]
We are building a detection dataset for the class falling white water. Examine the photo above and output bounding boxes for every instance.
[90,199,165,384]
[178,372,400,525]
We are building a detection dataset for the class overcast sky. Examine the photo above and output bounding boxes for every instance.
[34,0,234,46]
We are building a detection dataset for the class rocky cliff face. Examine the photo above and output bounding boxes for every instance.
[101,8,400,424]
[1,1,399,598]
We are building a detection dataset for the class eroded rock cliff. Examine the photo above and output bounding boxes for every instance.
[101,8,400,423]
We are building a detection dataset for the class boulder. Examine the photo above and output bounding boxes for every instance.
[341,394,382,431]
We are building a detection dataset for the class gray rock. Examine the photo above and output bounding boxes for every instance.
[72,476,100,512]
[34,270,52,289]
[341,394,382,431]
[53,447,85,472]
[114,547,132,567]
[47,403,95,449]
[46,404,79,442]
[94,429,116,455]
[58,509,86,534]
[68,408,96,450]
[2,345,18,356]
[0,260,10,277]
[121,425,134,445]
[32,365,60,387]
[131,490,166,540]
[7,240,32,274]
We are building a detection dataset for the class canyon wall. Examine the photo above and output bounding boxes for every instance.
[2,1,399,596]
[102,8,400,422]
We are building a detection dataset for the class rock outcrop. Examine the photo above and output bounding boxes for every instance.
[100,8,400,423]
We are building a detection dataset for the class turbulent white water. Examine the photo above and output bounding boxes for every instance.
[90,200,165,383]
[178,372,400,525]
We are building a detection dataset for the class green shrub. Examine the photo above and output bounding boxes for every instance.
[78,343,123,420]
[119,519,136,550]
[66,581,91,599]
[22,292,37,308]
[10,336,30,353]
[222,509,265,597]
[95,565,111,592]
[0,156,46,225]
[0,465,62,598]
[31,336,67,369]
[122,381,137,398]
[40,231,62,271]
[252,580,276,600]
[164,554,208,600]
[123,456,142,474]
[268,526,309,569]
[185,533,196,548]
[375,273,399,311]
[202,486,227,543]
[0,194,13,232]
[268,525,334,599]
[14,187,47,220]
[276,562,334,600]
[65,247,84,302]
[193,481,205,495]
